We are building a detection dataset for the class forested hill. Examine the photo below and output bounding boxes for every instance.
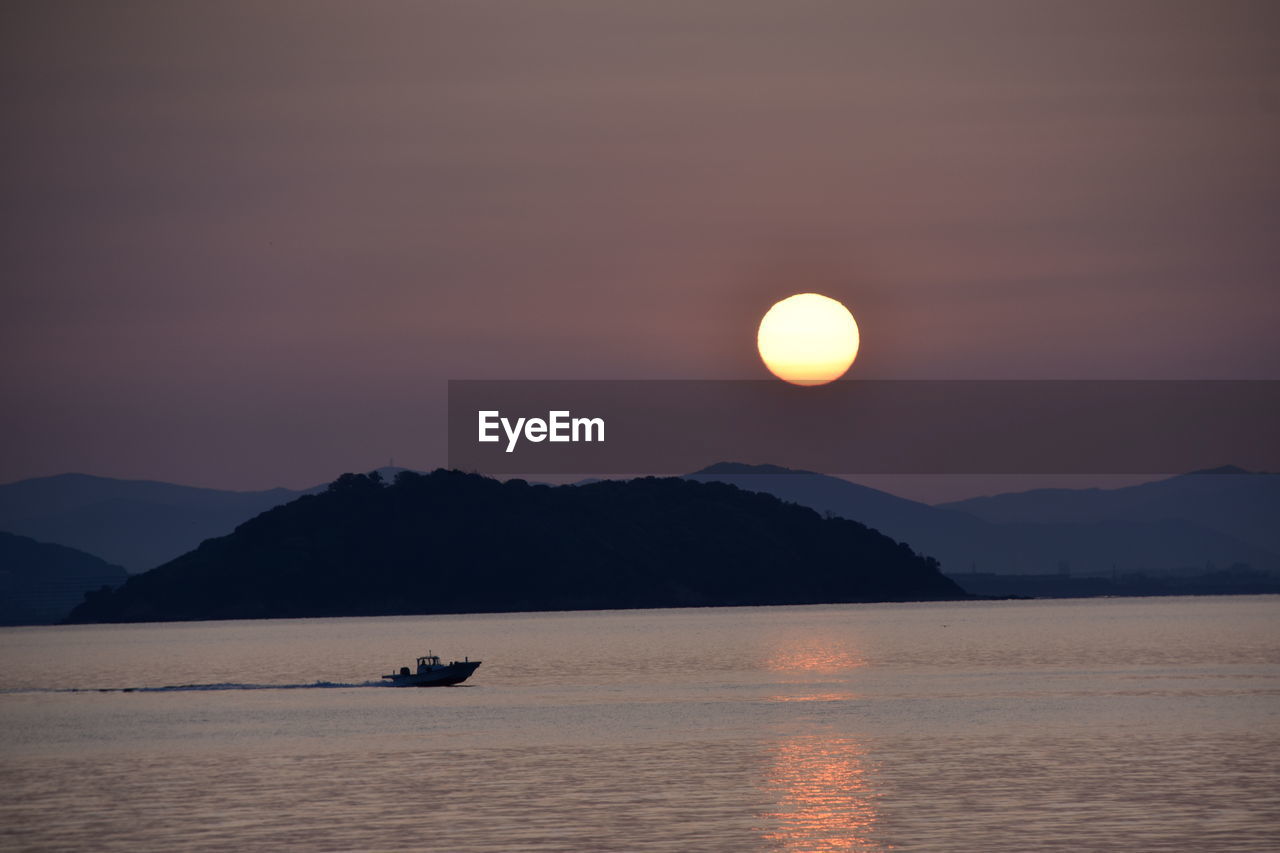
[66,470,966,623]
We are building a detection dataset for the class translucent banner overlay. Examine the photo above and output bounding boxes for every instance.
[447,380,1279,475]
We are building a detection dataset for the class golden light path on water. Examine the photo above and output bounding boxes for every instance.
[762,736,882,851]
[765,638,868,674]
[758,635,881,849]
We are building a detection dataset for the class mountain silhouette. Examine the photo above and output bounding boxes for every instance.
[65,469,966,623]
[0,469,412,572]
[940,468,1280,555]
[19,464,1276,590]
[689,463,1280,576]
[0,473,310,572]
[0,531,128,625]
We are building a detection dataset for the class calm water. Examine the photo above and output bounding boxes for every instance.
[1,597,1277,851]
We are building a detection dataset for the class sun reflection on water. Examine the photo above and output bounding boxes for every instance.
[766,641,867,674]
[768,692,858,704]
[761,737,887,851]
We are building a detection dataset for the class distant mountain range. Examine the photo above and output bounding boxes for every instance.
[66,471,965,623]
[939,465,1280,555]
[4,463,1276,621]
[0,473,310,572]
[689,463,1280,577]
[0,470,414,573]
[0,531,128,625]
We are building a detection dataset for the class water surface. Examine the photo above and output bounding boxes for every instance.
[2,597,1277,850]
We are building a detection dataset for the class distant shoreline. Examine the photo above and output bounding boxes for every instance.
[953,570,1280,600]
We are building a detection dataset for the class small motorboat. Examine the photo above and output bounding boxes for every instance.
[382,652,481,687]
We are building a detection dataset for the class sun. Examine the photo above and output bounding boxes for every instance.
[757,293,860,386]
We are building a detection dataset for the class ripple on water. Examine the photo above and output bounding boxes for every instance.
[2,731,1278,852]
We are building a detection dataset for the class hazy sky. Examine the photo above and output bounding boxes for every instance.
[2,1,1278,491]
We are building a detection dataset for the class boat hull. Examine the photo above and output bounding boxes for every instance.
[382,660,481,687]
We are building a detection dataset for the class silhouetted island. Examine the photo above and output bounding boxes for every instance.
[66,469,966,623]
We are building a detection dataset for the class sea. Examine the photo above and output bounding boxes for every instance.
[1,596,1277,851]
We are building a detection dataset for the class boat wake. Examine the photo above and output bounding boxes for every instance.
[4,681,393,694]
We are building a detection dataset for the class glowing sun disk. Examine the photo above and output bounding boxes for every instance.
[757,293,860,386]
